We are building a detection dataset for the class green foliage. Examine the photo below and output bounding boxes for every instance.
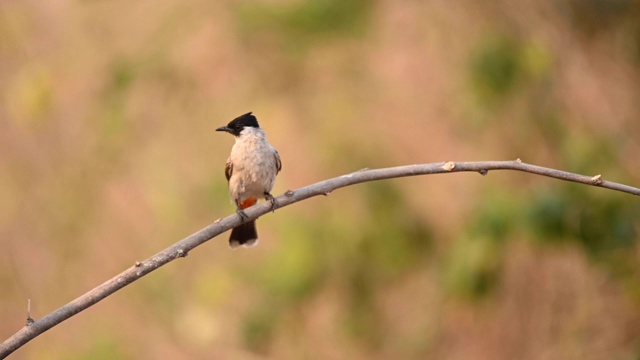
[359,182,433,278]
[443,234,503,300]
[441,192,523,299]
[560,133,619,175]
[242,304,279,354]
[469,36,523,105]
[527,187,639,256]
[136,271,180,324]
[238,181,434,350]
[257,224,328,302]
[67,333,128,360]
[336,182,433,344]
[342,261,383,346]
[467,191,524,243]
[447,179,639,300]
[109,60,136,93]
[236,0,374,51]
[468,35,553,111]
[526,185,640,300]
[100,59,136,140]
[527,191,570,244]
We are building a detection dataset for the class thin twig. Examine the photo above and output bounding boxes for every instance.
[1,160,638,358]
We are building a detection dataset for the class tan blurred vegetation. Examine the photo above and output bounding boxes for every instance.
[2,0,640,359]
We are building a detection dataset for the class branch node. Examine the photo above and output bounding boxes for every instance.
[176,249,188,258]
[285,190,294,197]
[479,169,489,176]
[591,174,603,185]
[357,167,370,172]
[26,299,34,326]
[134,261,143,267]
[213,218,222,224]
[441,161,456,171]
[516,158,522,163]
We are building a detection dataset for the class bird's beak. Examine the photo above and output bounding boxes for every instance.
[216,126,231,133]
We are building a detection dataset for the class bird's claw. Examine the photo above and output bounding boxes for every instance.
[236,209,248,222]
[264,192,278,212]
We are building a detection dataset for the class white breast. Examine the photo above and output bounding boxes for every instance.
[228,127,278,202]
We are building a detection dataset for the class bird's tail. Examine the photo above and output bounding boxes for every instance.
[229,220,258,248]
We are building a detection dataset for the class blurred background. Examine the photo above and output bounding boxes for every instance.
[1,0,640,359]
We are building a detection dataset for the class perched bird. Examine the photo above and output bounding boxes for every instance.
[216,112,281,248]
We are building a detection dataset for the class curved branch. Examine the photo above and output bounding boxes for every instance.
[1,160,638,358]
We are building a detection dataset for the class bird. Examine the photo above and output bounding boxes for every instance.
[216,112,281,248]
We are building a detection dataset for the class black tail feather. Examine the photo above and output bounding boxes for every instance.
[229,220,258,248]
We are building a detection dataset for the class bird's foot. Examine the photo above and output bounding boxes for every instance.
[236,208,248,222]
[264,192,278,212]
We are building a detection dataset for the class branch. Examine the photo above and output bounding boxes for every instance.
[1,160,638,358]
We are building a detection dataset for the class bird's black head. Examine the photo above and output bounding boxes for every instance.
[216,112,260,136]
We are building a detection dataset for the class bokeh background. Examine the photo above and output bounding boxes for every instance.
[1,0,640,359]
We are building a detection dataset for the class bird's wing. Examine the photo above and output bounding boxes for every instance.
[274,150,282,175]
[225,160,233,182]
